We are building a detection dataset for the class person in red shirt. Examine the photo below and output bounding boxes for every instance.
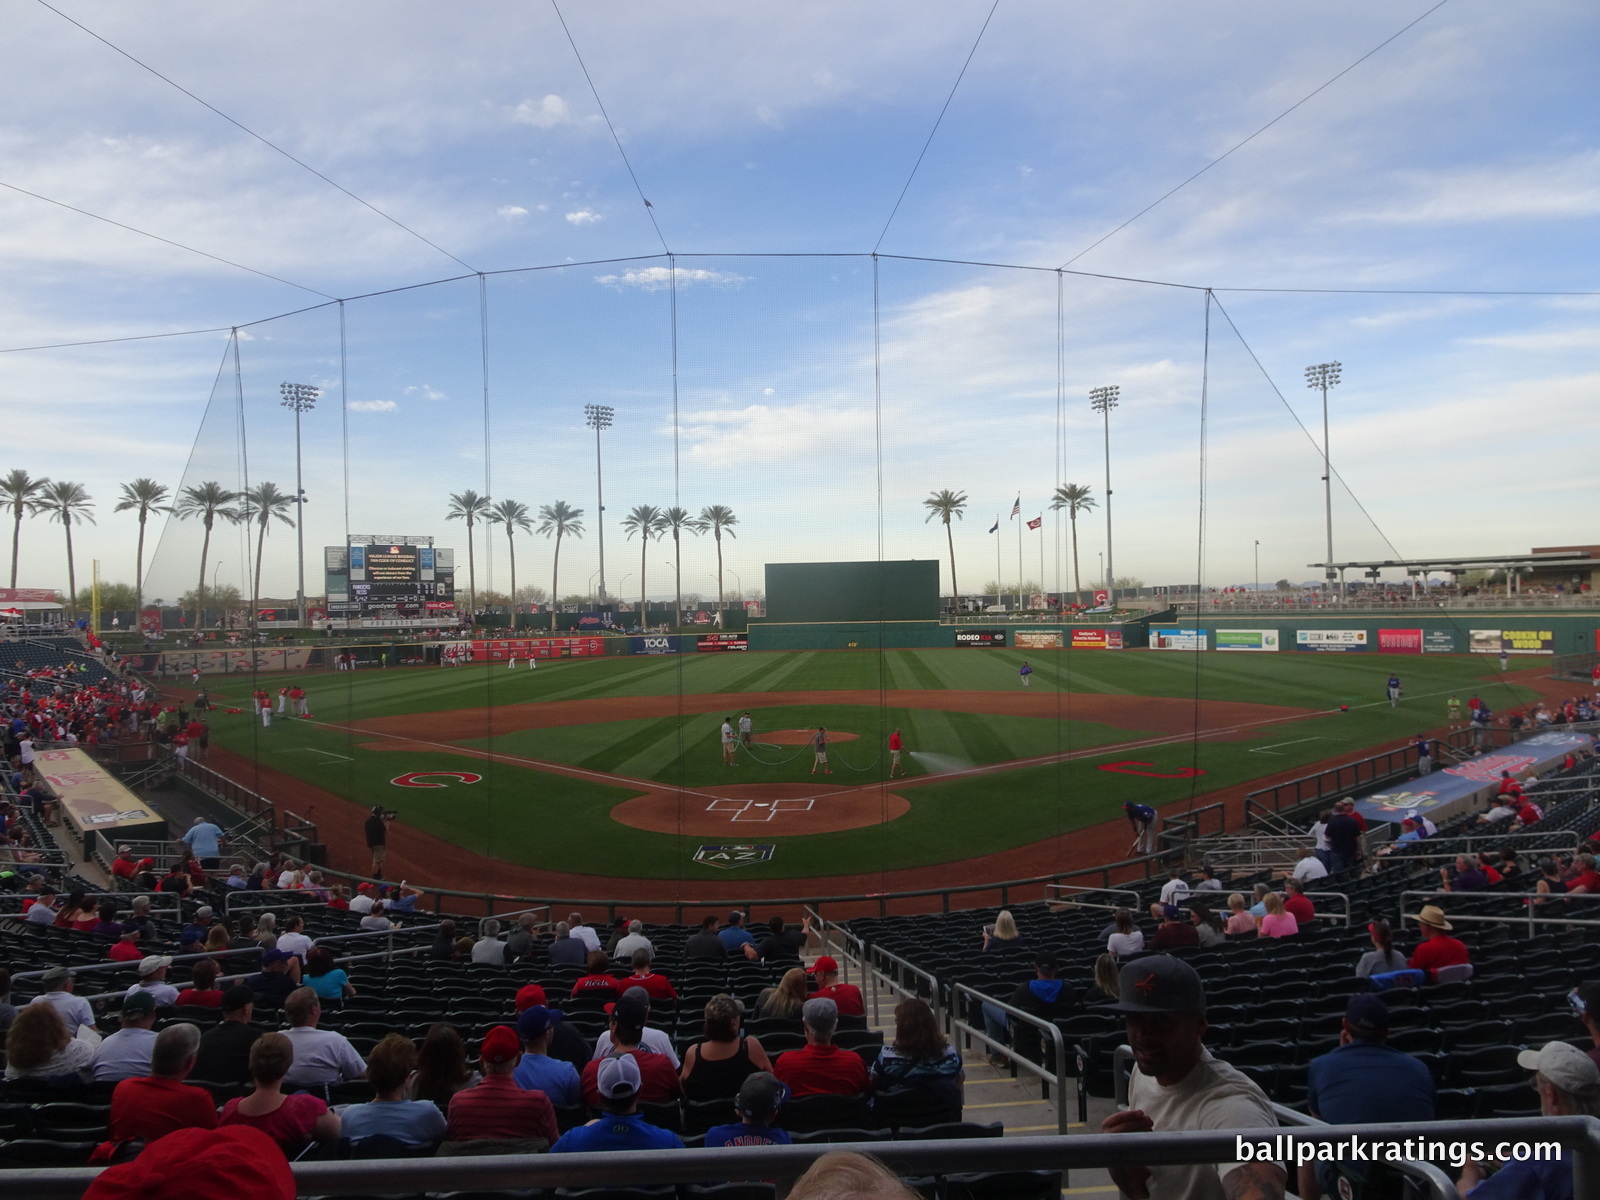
[571,951,620,1004]
[771,998,870,1098]
[445,1025,560,1148]
[579,1009,681,1108]
[111,846,139,881]
[888,728,905,778]
[109,1023,218,1144]
[1407,906,1470,979]
[621,949,678,1003]
[809,956,865,1016]
[108,928,144,962]
[1281,879,1316,927]
[177,959,225,1008]
[1567,855,1600,896]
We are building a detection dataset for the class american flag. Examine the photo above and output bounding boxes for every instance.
[1010,496,1021,518]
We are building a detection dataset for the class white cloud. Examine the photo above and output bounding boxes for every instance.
[678,402,874,468]
[565,209,602,225]
[509,95,573,129]
[1347,152,1600,224]
[593,266,749,291]
[403,385,446,401]
[346,399,397,413]
[1463,328,1600,351]
[497,205,529,219]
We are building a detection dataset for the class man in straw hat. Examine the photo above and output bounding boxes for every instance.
[1408,905,1470,980]
[1456,1040,1600,1197]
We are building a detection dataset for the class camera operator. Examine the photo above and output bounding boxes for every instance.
[365,805,395,878]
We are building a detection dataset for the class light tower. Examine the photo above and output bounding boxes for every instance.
[279,381,320,626]
[1089,385,1119,604]
[1304,361,1342,595]
[584,404,614,603]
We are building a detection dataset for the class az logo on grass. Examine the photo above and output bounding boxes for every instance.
[391,771,483,789]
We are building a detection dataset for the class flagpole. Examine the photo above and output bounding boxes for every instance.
[995,516,1001,611]
[1016,500,1023,610]
[1038,516,1044,606]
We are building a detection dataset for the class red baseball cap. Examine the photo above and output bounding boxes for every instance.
[812,956,838,975]
[515,984,548,1012]
[480,1025,521,1066]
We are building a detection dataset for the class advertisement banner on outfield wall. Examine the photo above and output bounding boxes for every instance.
[630,636,681,655]
[1424,630,1458,653]
[472,637,605,661]
[1014,630,1064,649]
[1071,629,1124,650]
[1296,629,1368,651]
[955,630,1007,647]
[1150,628,1207,651]
[696,634,749,652]
[1471,629,1555,655]
[1215,629,1279,652]
[1378,628,1423,653]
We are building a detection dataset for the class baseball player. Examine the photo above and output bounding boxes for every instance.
[1386,673,1402,708]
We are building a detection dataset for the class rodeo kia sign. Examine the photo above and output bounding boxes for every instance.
[955,629,1006,647]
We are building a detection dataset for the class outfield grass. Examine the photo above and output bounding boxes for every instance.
[200,649,1533,879]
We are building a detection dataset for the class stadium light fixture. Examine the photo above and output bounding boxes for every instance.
[279,382,320,627]
[584,404,615,603]
[1089,385,1119,603]
[1304,361,1342,595]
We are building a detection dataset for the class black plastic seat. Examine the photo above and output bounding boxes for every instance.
[782,1093,872,1133]
[873,1087,960,1130]
[943,1172,1060,1200]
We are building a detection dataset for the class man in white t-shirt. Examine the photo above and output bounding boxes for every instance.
[348,883,377,914]
[281,987,367,1087]
[567,913,602,954]
[275,914,314,960]
[1102,956,1284,1200]
[276,859,300,890]
[30,966,95,1034]
[1148,869,1191,920]
[1291,846,1329,884]
[588,988,680,1067]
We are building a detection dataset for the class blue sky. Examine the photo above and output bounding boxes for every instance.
[1,1,1595,604]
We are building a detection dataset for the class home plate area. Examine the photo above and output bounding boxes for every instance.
[611,781,909,836]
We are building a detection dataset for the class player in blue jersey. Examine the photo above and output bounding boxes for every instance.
[1124,801,1157,854]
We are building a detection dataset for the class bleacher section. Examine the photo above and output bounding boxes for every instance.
[1,635,121,689]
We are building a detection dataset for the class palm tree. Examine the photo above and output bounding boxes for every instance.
[620,504,665,621]
[922,489,967,609]
[238,482,296,630]
[536,501,584,631]
[658,506,706,625]
[172,481,240,630]
[32,481,95,617]
[445,489,493,621]
[113,478,172,617]
[698,505,739,617]
[1050,483,1098,606]
[0,469,49,589]
[487,499,534,625]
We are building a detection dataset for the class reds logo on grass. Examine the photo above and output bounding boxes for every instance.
[391,771,483,788]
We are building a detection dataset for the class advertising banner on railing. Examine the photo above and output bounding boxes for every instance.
[472,637,605,661]
[1070,628,1124,650]
[629,635,681,655]
[1471,629,1555,655]
[1377,628,1422,653]
[1150,627,1207,651]
[1354,730,1593,826]
[1296,629,1368,651]
[955,629,1007,647]
[1014,630,1064,649]
[1215,629,1279,652]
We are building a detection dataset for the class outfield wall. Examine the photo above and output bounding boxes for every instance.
[1151,613,1600,656]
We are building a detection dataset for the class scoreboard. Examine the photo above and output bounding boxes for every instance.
[326,538,455,621]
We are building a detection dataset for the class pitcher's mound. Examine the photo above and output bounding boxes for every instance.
[752,729,861,746]
[613,782,909,835]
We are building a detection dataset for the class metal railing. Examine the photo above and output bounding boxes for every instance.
[1043,884,1142,911]
[950,982,1073,1135]
[1299,890,1352,925]
[863,942,941,1024]
[1399,889,1600,937]
[1376,829,1581,866]
[1245,741,1431,822]
[1,890,182,926]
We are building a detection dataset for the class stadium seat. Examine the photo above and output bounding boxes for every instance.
[782,1094,873,1133]
[873,1087,961,1130]
[896,1122,1003,1140]
[0,1138,99,1167]
[943,1171,1061,1200]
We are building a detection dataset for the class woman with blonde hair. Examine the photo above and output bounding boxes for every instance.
[1257,891,1299,938]
[1223,893,1255,936]
[980,909,1021,951]
[4,1003,95,1082]
[680,993,773,1101]
[788,1151,924,1200]
[755,967,809,1019]
[254,912,277,950]
[1083,953,1121,1004]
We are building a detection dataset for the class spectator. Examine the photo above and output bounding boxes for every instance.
[621,947,678,1003]
[471,918,506,965]
[108,926,145,962]
[1149,904,1200,952]
[514,1006,582,1107]
[411,1023,479,1108]
[108,1022,217,1144]
[1282,878,1316,926]
[1441,853,1490,892]
[182,816,225,870]
[338,1034,447,1146]
[1152,868,1191,919]
[1573,982,1600,1071]
[56,889,98,931]
[127,955,180,1007]
[430,919,458,960]
[1107,908,1144,957]
[1258,892,1299,939]
[566,912,602,954]
[1100,956,1283,1200]
[681,993,772,1102]
[548,920,588,966]
[787,1150,922,1200]
[24,885,58,924]
[746,914,813,962]
[1456,1041,1600,1198]
[1292,846,1329,883]
[718,910,757,955]
[810,956,865,1016]
[218,1032,340,1152]
[1308,807,1333,869]
[1356,920,1408,978]
[614,919,653,958]
[1535,858,1570,908]
[1565,854,1600,895]
[1479,798,1519,826]
[443,1024,561,1151]
[244,949,301,1005]
[280,986,365,1087]
[870,997,963,1110]
[4,1001,95,1083]
[757,967,810,1020]
[358,900,393,933]
[571,950,620,1005]
[580,997,682,1106]
[504,913,539,962]
[347,883,376,914]
[684,914,727,960]
[1408,906,1470,979]
[192,986,264,1085]
[1193,864,1223,892]
[551,1054,685,1152]
[91,992,160,1088]
[1324,802,1363,874]
[590,988,679,1064]
[772,997,870,1098]
[176,958,224,1008]
[1223,893,1256,936]
[704,1070,792,1147]
[304,946,354,1005]
[273,914,312,960]
[602,916,632,955]
[30,964,95,1034]
[90,900,123,938]
[1190,904,1226,948]
[1082,954,1121,1006]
